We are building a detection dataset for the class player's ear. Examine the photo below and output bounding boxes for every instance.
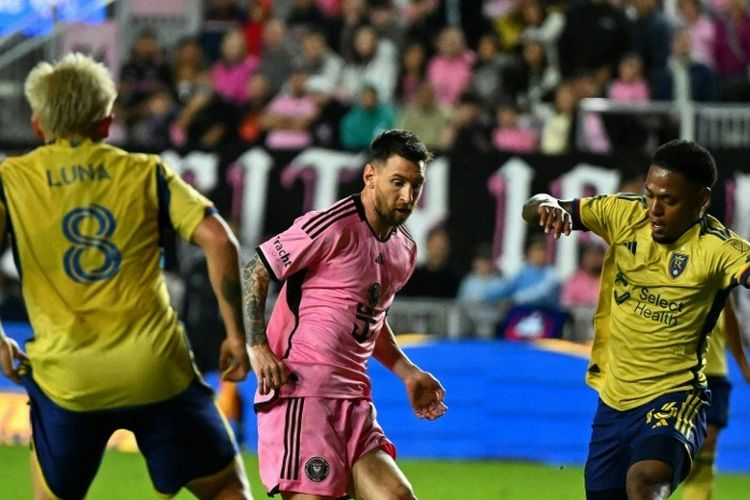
[30,115,45,141]
[698,186,711,212]
[96,115,113,140]
[363,163,376,189]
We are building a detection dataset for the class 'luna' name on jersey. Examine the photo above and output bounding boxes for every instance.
[47,163,111,187]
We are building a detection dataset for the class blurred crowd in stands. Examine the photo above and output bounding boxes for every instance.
[109,0,750,156]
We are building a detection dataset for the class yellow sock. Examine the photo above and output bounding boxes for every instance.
[682,452,715,500]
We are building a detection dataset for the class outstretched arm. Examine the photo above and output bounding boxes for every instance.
[522,194,575,239]
[191,214,251,382]
[241,252,288,394]
[723,296,750,383]
[373,321,447,420]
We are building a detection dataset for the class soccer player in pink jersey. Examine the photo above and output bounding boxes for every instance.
[241,129,447,499]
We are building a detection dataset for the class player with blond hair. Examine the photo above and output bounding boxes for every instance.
[0,52,253,499]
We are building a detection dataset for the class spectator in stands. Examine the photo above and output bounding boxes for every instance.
[368,0,405,49]
[212,29,260,105]
[117,29,174,147]
[395,41,428,106]
[299,29,344,99]
[201,0,247,62]
[629,0,672,84]
[442,92,495,153]
[426,26,474,106]
[540,82,576,155]
[457,243,506,339]
[470,33,514,110]
[258,18,297,95]
[490,0,527,52]
[339,85,395,151]
[492,101,539,154]
[481,234,560,309]
[503,36,560,114]
[326,0,368,62]
[172,37,211,106]
[518,0,565,69]
[400,227,460,299]
[557,0,631,81]
[261,67,319,150]
[339,25,398,104]
[243,0,271,56]
[561,242,606,342]
[403,0,448,56]
[396,82,453,150]
[237,74,273,145]
[570,71,612,154]
[653,27,718,102]
[676,0,716,69]
[286,0,329,39]
[605,53,651,153]
[713,0,750,101]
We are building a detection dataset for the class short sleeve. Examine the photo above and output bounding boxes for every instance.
[156,161,214,242]
[574,194,646,245]
[257,212,336,281]
[717,237,750,289]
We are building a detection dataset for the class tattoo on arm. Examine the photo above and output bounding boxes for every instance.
[241,254,271,346]
[220,275,243,332]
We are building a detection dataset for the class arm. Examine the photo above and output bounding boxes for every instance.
[191,214,251,382]
[723,296,750,383]
[0,325,27,384]
[241,252,289,394]
[373,321,447,420]
[522,193,574,239]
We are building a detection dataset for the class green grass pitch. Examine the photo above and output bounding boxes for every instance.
[1,445,748,498]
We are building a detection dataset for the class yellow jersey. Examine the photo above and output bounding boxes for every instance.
[572,193,750,410]
[0,138,212,411]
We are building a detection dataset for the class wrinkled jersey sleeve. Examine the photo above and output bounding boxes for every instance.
[157,161,214,242]
[717,237,750,289]
[573,194,645,245]
[257,212,336,281]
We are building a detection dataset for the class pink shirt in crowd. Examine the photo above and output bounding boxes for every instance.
[493,127,539,153]
[426,52,474,105]
[212,55,260,104]
[561,270,601,308]
[608,79,650,102]
[264,94,318,150]
[256,195,417,402]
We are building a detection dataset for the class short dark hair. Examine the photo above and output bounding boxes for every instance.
[369,129,432,166]
[651,140,717,188]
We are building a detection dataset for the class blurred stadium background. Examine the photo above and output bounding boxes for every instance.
[1,0,750,498]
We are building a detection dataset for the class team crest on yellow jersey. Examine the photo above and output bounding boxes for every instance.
[669,253,689,278]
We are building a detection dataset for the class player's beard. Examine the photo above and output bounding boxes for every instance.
[374,194,411,229]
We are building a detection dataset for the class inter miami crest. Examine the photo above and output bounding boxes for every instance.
[669,253,689,278]
[304,456,330,482]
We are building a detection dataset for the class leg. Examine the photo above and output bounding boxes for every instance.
[626,460,672,500]
[185,455,252,500]
[350,448,416,500]
[133,380,248,497]
[681,425,719,500]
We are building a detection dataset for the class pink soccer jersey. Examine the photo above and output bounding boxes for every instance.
[256,194,417,401]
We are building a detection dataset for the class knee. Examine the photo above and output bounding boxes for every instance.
[626,462,671,500]
[390,482,417,500]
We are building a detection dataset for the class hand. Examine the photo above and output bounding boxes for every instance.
[538,201,572,239]
[404,369,447,421]
[249,344,289,395]
[0,336,28,384]
[219,336,251,382]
